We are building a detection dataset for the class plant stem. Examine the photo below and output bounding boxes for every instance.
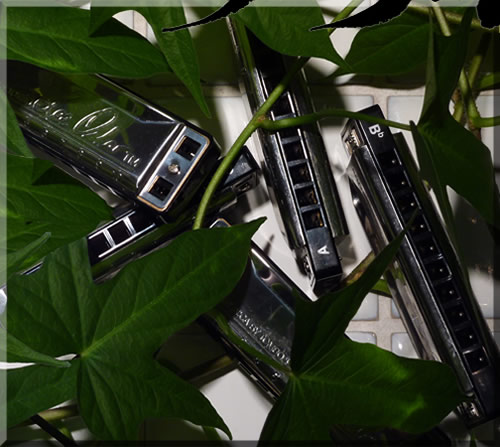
[259,109,411,132]
[433,6,481,128]
[478,72,500,90]
[331,0,365,27]
[433,6,499,131]
[468,34,491,89]
[18,405,79,427]
[470,115,500,127]
[453,33,491,123]
[409,6,497,34]
[193,0,362,229]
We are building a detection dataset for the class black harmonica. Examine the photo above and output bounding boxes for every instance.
[7,61,220,216]
[228,21,348,295]
[342,105,500,426]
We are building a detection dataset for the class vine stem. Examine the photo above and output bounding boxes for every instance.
[478,72,500,90]
[434,6,500,129]
[260,109,411,132]
[409,6,499,34]
[192,0,364,229]
[453,33,491,124]
[17,405,79,427]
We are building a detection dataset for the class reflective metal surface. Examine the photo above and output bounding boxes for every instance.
[342,105,500,427]
[7,61,220,214]
[229,21,347,295]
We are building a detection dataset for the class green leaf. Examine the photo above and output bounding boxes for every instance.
[7,220,263,439]
[141,8,209,116]
[2,231,50,279]
[4,7,170,77]
[2,154,112,269]
[336,12,429,76]
[88,6,126,35]
[1,330,70,368]
[261,231,464,440]
[0,90,32,158]
[263,338,464,440]
[235,6,346,67]
[89,5,209,115]
[5,360,80,427]
[417,10,500,226]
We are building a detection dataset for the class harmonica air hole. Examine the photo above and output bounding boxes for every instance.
[302,209,324,230]
[385,169,410,190]
[424,258,451,282]
[149,177,174,201]
[108,222,131,245]
[89,232,112,254]
[434,281,460,304]
[282,140,305,162]
[377,149,401,170]
[465,348,490,373]
[445,303,469,327]
[296,186,318,207]
[289,163,311,184]
[455,325,479,350]
[414,234,439,260]
[278,127,299,140]
[271,93,294,118]
[395,191,420,218]
[128,212,155,233]
[409,214,430,238]
[263,74,282,96]
[175,136,202,161]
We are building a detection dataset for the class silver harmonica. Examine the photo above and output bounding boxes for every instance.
[7,61,220,216]
[1,146,258,292]
[229,21,348,295]
[342,105,500,426]
[87,147,259,282]
[204,218,297,398]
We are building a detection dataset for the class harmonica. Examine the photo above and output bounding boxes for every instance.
[229,21,348,295]
[342,105,500,426]
[1,146,258,288]
[88,147,259,282]
[7,61,220,216]
[203,218,298,397]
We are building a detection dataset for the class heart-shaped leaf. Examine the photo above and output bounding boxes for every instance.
[5,360,80,428]
[89,4,209,115]
[2,154,112,273]
[335,12,429,76]
[261,231,464,440]
[6,219,263,438]
[234,6,346,67]
[1,330,70,368]
[0,89,32,158]
[2,232,50,280]
[3,7,170,77]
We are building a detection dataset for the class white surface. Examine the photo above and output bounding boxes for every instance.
[391,333,418,359]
